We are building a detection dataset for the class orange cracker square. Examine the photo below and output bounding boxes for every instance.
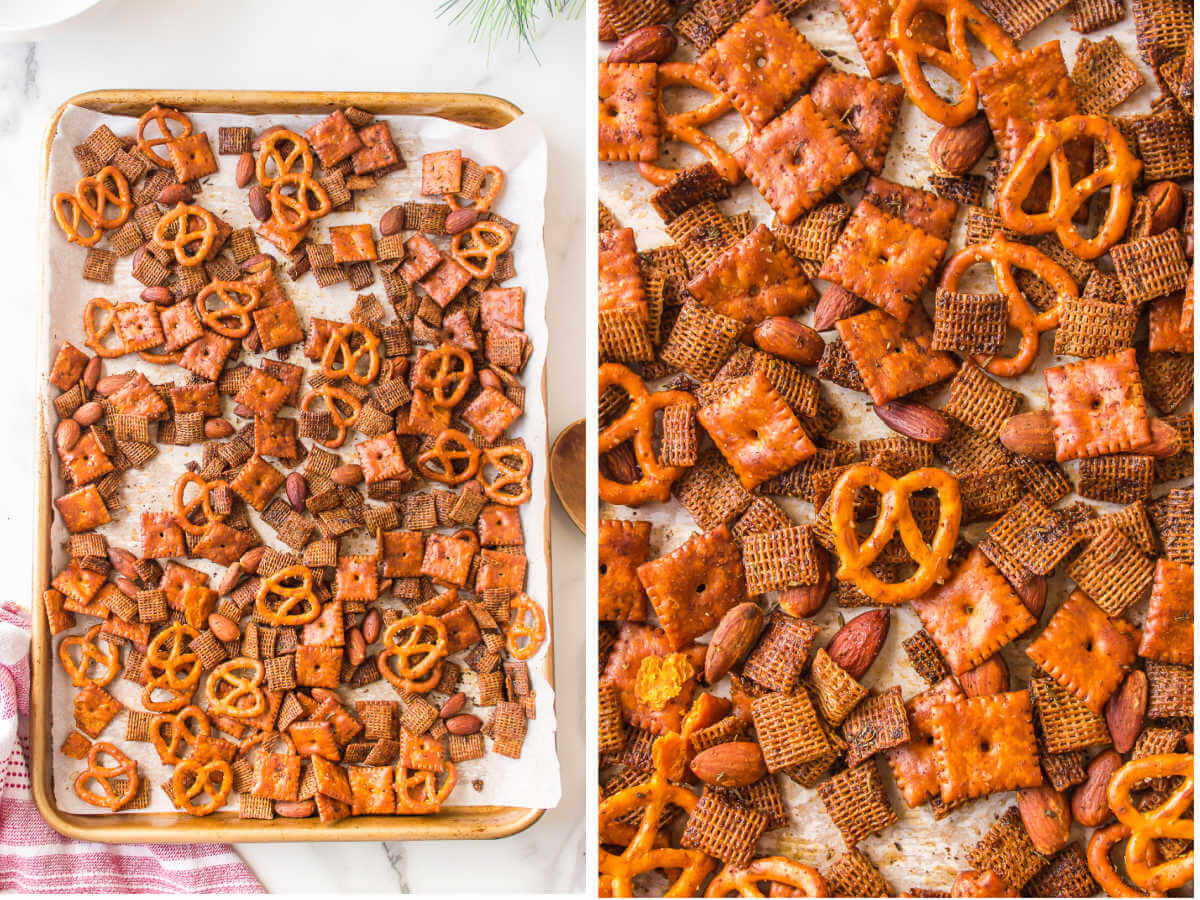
[253,302,305,352]
[883,677,964,809]
[335,554,379,603]
[113,302,164,353]
[255,415,298,459]
[49,341,89,392]
[179,332,235,382]
[698,0,827,128]
[637,525,746,651]
[160,301,206,352]
[73,684,121,738]
[349,765,396,815]
[230,454,284,511]
[911,548,1036,676]
[810,70,904,175]
[838,0,898,78]
[599,519,652,622]
[52,559,105,605]
[836,306,958,406]
[686,224,816,331]
[295,644,342,689]
[193,521,255,567]
[930,690,1042,805]
[380,530,425,578]
[972,41,1079,162]
[599,63,660,162]
[697,370,816,490]
[329,224,377,264]
[1026,590,1140,713]
[355,432,410,483]
[1138,558,1193,664]
[1044,348,1152,462]
[460,386,521,443]
[420,532,477,587]
[60,431,114,486]
[55,484,110,534]
[140,511,185,559]
[819,201,948,322]
[170,381,220,416]
[166,132,218,182]
[235,368,289,418]
[601,622,706,734]
[735,95,863,225]
[305,110,363,168]
[109,371,168,420]
[599,228,646,319]
[862,176,959,242]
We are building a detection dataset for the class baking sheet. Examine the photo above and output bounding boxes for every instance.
[44,104,560,813]
[600,1,1185,892]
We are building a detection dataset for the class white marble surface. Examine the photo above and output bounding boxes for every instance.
[0,0,585,892]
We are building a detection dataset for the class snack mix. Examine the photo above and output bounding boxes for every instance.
[598,0,1193,895]
[47,103,546,821]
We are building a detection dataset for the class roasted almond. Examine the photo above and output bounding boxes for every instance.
[704,602,764,683]
[959,654,1009,697]
[113,575,139,598]
[1017,785,1072,856]
[208,613,240,642]
[446,713,482,735]
[999,411,1056,460]
[107,547,140,581]
[826,609,889,679]
[217,562,243,597]
[55,420,81,453]
[73,401,104,427]
[81,357,102,392]
[380,205,405,236]
[1015,574,1047,625]
[812,285,865,332]
[1072,749,1122,827]
[95,373,133,396]
[285,472,309,512]
[777,547,829,617]
[929,114,992,177]
[689,741,766,788]
[752,316,825,366]
[445,207,479,235]
[157,183,193,206]
[241,253,273,273]
[346,627,367,666]
[362,608,382,644]
[439,692,467,718]
[274,799,316,818]
[204,418,235,439]
[248,184,271,222]
[873,399,950,443]
[1143,417,1182,459]
[1144,181,1183,235]
[607,25,677,64]
[235,152,255,189]
[951,869,1010,898]
[240,546,266,574]
[1105,669,1147,754]
[140,285,174,306]
[331,464,364,486]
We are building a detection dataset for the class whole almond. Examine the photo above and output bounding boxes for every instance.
[248,184,271,222]
[107,547,140,580]
[752,317,824,366]
[704,602,764,684]
[240,546,266,574]
[999,411,1056,461]
[445,208,479,235]
[607,25,677,64]
[285,472,309,512]
[235,152,255,189]
[1017,785,1072,856]
[952,869,1012,898]
[95,373,132,396]
[157,183,193,206]
[362,608,382,644]
[1143,417,1182,460]
[217,562,243,596]
[873,399,950,443]
[1144,181,1183,235]
[379,206,405,236]
[73,401,103,427]
[274,799,316,818]
[1072,749,1122,827]
[929,114,992,177]
[778,547,829,617]
[81,357,102,392]
[447,714,482,735]
[479,369,503,391]
[1105,669,1147,754]
[331,464,364,486]
[244,331,262,353]
[113,575,139,598]
[141,285,174,306]
[55,420,81,453]
[812,285,866,332]
[440,692,467,719]
[233,402,255,419]
[1015,575,1047,625]
[204,418,235,439]
[241,253,273,273]
[959,655,1009,697]
[343,627,365,666]
[826,609,890,679]
[208,613,240,642]
[689,741,767,788]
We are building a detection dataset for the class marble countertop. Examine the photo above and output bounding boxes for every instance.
[0,0,585,892]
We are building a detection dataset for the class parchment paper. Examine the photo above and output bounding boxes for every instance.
[43,104,560,813]
[600,1,1182,891]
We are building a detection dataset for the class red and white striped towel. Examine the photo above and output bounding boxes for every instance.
[0,603,263,893]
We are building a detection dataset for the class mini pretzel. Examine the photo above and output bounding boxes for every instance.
[705,858,829,897]
[830,464,962,604]
[481,444,533,506]
[598,735,717,896]
[599,363,697,507]
[638,62,742,188]
[417,428,480,485]
[507,592,546,661]
[414,344,474,408]
[151,705,211,765]
[58,624,120,688]
[52,192,103,247]
[299,385,362,448]
[173,471,228,536]
[255,128,313,188]
[321,323,381,386]
[395,762,458,814]
[998,115,1143,260]
[450,221,513,279]
[379,614,449,694]
[256,564,322,626]
[269,171,332,232]
[172,757,233,817]
[204,657,266,719]
[153,203,218,267]
[445,165,505,213]
[73,742,139,811]
[940,232,1078,377]
[887,0,1017,127]
[1105,753,1194,894]
[75,166,134,231]
[195,280,261,338]
[142,622,202,713]
[137,104,193,167]
[83,297,127,359]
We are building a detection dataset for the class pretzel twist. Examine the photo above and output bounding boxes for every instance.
[82,297,127,358]
[417,428,481,485]
[506,592,546,661]
[321,323,381,386]
[255,565,321,626]
[172,757,233,816]
[379,615,448,694]
[414,344,475,408]
[137,104,193,167]
[195,280,262,338]
[151,705,211,765]
[638,62,742,188]
[255,129,313,188]
[173,471,229,536]
[705,858,830,897]
[300,384,362,449]
[450,221,513,279]
[58,624,120,688]
[73,742,139,811]
[395,763,458,814]
[269,171,332,232]
[142,623,202,712]
[481,444,533,506]
[204,657,266,719]
[153,203,218,267]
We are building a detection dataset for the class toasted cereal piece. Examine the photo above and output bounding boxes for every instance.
[659,299,743,381]
[1134,108,1192,181]
[598,63,660,163]
[808,648,867,727]
[810,68,903,174]
[826,848,891,897]
[1040,746,1089,792]
[1144,659,1193,718]
[1030,674,1112,754]
[816,338,867,392]
[1131,0,1192,66]
[1076,454,1154,505]
[1025,842,1099,898]
[1026,590,1140,713]
[1139,558,1193,664]
[836,307,958,406]
[1044,348,1151,462]
[751,690,830,772]
[1066,522,1155,616]
[1052,295,1138,358]
[930,690,1042,804]
[740,525,822,596]
[902,629,951,685]
[680,787,767,866]
[649,163,733,223]
[932,289,1006,355]
[928,173,987,206]
[598,678,625,756]
[966,805,1048,891]
[1140,347,1193,414]
[598,519,652,622]
[959,467,1022,523]
[671,451,755,532]
[841,686,910,766]
[816,759,898,846]
[1158,36,1194,114]
[1071,36,1146,114]
[1111,229,1190,306]
[741,611,818,692]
